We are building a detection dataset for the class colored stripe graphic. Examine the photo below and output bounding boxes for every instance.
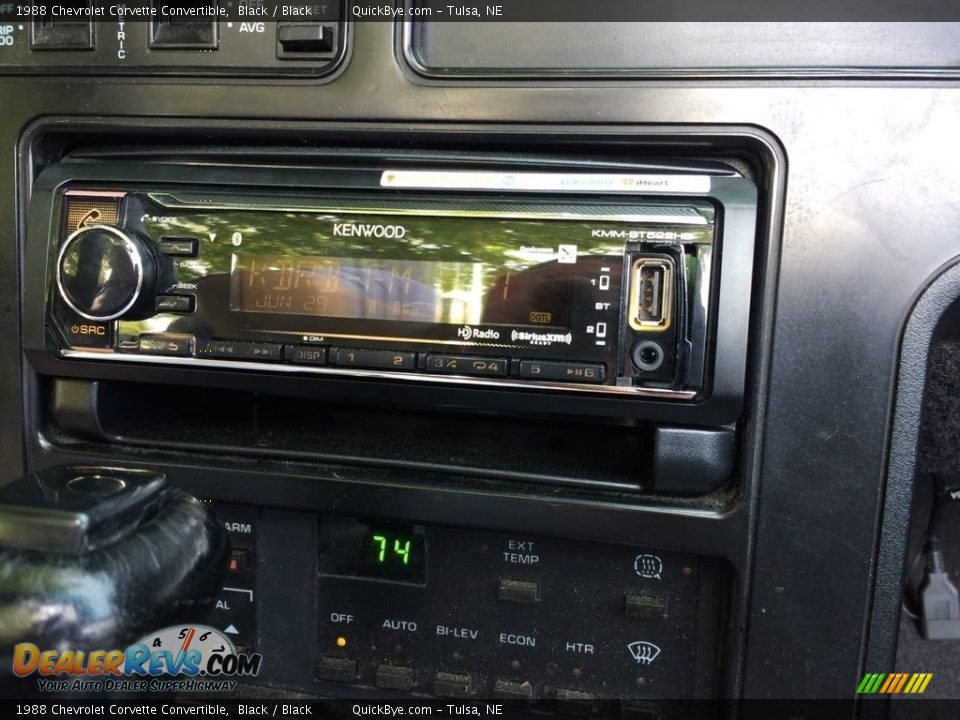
[857,673,885,694]
[857,672,932,694]
[909,673,933,694]
[879,673,898,693]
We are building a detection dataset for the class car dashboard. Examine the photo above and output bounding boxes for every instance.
[1,7,960,716]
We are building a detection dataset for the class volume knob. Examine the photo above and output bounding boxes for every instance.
[56,224,157,322]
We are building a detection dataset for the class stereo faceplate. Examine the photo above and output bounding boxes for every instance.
[26,156,758,419]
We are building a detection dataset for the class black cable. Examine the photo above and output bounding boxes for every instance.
[909,475,960,639]
[903,473,950,622]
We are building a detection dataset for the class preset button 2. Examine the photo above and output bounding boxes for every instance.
[334,348,416,370]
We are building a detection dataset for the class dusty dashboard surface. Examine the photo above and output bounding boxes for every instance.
[0,2,959,715]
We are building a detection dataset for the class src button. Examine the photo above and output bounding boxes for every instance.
[60,310,113,349]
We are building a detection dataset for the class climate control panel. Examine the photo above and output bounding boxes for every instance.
[313,517,723,702]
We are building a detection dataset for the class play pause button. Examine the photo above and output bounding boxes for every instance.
[518,360,606,384]
[203,340,283,362]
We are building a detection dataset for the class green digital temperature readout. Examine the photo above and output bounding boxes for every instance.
[371,533,412,565]
[318,516,427,585]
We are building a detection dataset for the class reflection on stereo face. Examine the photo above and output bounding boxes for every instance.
[231,253,581,329]
[36,163,756,410]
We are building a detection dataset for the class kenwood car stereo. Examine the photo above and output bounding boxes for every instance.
[29,160,757,402]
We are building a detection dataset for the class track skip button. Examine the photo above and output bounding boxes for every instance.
[203,340,282,362]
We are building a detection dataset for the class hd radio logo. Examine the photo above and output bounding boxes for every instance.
[12,624,261,693]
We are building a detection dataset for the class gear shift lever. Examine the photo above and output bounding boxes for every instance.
[0,466,228,693]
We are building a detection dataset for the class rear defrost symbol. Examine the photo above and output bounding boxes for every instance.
[634,554,663,579]
[627,641,662,665]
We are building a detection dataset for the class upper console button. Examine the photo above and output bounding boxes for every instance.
[31,6,95,51]
[149,2,219,49]
[277,23,336,58]
[56,225,157,322]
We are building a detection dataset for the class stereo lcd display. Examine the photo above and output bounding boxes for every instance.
[230,253,575,327]
[221,211,637,329]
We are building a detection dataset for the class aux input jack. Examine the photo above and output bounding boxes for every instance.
[632,341,665,373]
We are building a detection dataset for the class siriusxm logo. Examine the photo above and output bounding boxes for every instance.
[333,223,406,238]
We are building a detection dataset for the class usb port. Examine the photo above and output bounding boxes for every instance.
[629,256,674,332]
